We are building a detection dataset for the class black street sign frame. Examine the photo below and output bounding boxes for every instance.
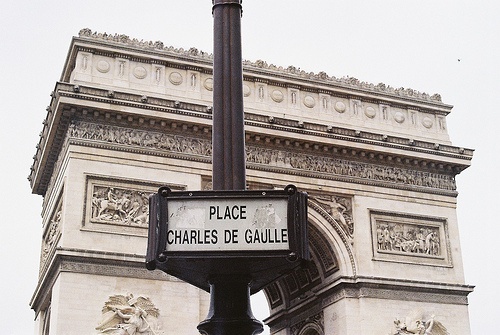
[146,184,309,293]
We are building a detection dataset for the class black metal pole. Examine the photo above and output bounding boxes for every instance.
[197,275,263,335]
[211,0,246,191]
[198,1,263,334]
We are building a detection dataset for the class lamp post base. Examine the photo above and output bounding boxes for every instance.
[197,276,264,335]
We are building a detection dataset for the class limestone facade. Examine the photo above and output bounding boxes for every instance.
[29,29,473,334]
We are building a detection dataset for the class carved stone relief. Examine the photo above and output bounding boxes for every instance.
[303,95,315,108]
[90,185,150,227]
[96,294,162,335]
[79,29,444,104]
[371,211,451,266]
[394,111,406,124]
[375,221,440,256]
[40,199,62,273]
[290,312,324,335]
[243,84,251,97]
[391,310,449,335]
[203,78,213,91]
[84,176,178,236]
[271,89,284,103]
[310,195,353,237]
[307,224,340,277]
[422,117,434,129]
[97,60,111,74]
[168,72,183,85]
[68,121,456,193]
[334,101,346,113]
[133,66,148,80]
[364,106,376,119]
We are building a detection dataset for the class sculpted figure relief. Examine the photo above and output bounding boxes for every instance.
[392,310,449,335]
[41,210,62,266]
[96,294,161,335]
[313,196,353,236]
[91,186,149,226]
[376,222,440,256]
[69,121,456,192]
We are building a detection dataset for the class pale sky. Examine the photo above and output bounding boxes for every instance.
[1,1,498,334]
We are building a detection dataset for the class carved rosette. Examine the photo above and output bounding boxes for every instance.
[334,101,346,113]
[168,72,183,85]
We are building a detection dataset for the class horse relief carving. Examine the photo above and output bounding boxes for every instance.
[91,186,150,226]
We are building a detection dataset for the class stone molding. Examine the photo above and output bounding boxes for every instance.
[267,276,472,333]
[66,121,458,195]
[307,222,340,278]
[30,247,176,314]
[319,276,472,307]
[57,81,470,158]
[29,82,473,197]
[77,28,444,104]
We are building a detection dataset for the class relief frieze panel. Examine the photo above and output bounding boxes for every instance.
[68,121,456,193]
[84,176,183,236]
[68,121,212,157]
[376,221,440,256]
[370,211,451,267]
[40,198,63,274]
[91,185,150,227]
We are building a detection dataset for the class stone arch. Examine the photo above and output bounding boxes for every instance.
[298,322,324,335]
[263,203,357,310]
[307,202,357,277]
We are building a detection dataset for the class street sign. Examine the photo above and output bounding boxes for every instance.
[166,197,289,252]
[146,184,309,292]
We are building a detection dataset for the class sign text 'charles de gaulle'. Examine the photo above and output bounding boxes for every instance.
[166,197,289,251]
[145,185,309,292]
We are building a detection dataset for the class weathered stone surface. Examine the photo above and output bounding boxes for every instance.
[30,30,472,335]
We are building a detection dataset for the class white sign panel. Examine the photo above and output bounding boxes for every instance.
[166,198,289,251]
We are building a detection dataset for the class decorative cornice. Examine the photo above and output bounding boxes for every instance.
[319,275,473,305]
[29,82,473,196]
[266,275,473,332]
[77,28,445,104]
[30,247,174,313]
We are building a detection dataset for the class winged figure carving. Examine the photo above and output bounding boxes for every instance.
[96,294,160,335]
[393,310,449,335]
